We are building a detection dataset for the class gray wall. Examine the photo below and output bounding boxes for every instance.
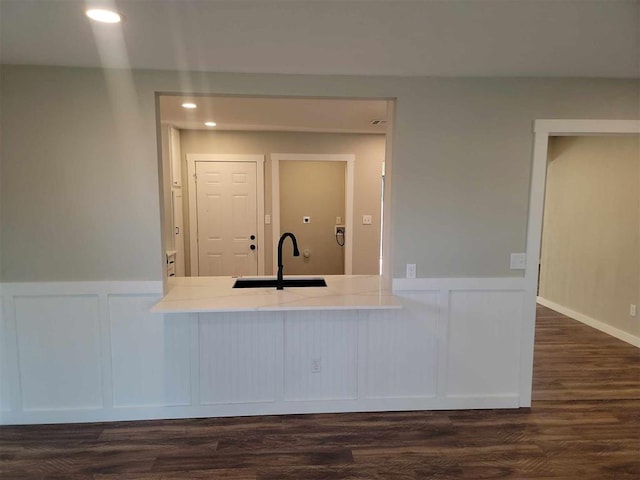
[1,65,638,281]
[540,136,639,337]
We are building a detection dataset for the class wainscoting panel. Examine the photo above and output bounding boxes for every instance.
[0,295,12,412]
[109,295,191,408]
[199,312,279,405]
[14,295,103,411]
[284,311,358,401]
[0,277,532,424]
[365,292,439,399]
[446,290,523,397]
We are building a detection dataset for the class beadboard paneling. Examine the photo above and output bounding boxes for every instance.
[109,295,191,408]
[447,290,523,396]
[284,311,358,401]
[366,292,439,399]
[199,312,279,405]
[14,295,103,411]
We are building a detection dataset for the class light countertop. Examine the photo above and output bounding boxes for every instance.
[151,275,402,313]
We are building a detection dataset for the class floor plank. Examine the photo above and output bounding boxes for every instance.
[1,304,638,479]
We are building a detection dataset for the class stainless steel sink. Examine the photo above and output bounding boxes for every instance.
[233,277,327,288]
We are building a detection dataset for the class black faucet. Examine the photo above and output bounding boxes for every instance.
[277,232,300,290]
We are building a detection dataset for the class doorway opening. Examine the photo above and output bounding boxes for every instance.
[525,120,640,346]
[156,94,394,280]
[519,119,640,406]
[271,153,354,275]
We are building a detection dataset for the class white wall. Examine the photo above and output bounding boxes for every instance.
[539,135,640,339]
[1,65,638,281]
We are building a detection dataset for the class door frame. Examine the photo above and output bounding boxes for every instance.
[519,119,640,405]
[271,153,355,275]
[187,154,266,276]
[171,189,185,276]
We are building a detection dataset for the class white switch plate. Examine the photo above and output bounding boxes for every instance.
[406,263,416,279]
[631,304,637,317]
[510,253,526,270]
[311,358,321,373]
[362,215,372,225]
[264,214,271,225]
[336,216,342,224]
[303,216,310,224]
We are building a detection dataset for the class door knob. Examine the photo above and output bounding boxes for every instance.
[250,245,256,250]
[250,235,256,240]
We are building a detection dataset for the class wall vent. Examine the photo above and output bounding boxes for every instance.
[370,119,387,125]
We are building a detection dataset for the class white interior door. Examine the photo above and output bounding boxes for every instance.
[195,161,258,276]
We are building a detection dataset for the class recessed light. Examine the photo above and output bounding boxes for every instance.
[181,103,197,109]
[85,8,122,24]
[204,122,217,127]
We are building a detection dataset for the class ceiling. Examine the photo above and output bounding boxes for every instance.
[1,0,638,78]
[159,95,388,133]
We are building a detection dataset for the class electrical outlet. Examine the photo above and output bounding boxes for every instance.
[311,358,321,373]
[362,215,372,225]
[303,216,310,224]
[630,304,637,317]
[264,214,271,225]
[406,263,416,279]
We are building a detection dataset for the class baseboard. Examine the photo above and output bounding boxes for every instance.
[537,297,640,348]
[0,395,522,425]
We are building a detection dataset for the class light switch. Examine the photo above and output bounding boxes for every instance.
[362,215,372,225]
[336,216,342,225]
[265,214,271,225]
[510,253,526,270]
[406,263,416,279]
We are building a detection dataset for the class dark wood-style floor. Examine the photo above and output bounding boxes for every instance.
[1,305,639,479]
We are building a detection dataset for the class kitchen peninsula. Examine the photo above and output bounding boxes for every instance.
[140,273,523,423]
